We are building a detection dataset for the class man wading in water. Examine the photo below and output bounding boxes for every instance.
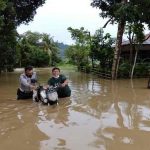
[47,67,71,98]
[17,66,37,100]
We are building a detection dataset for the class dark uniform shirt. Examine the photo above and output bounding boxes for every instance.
[47,74,71,98]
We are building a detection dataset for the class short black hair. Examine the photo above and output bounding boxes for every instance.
[25,66,33,72]
[52,67,60,72]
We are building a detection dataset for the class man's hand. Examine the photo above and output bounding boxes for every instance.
[43,85,49,89]
[61,81,68,87]
[30,85,36,90]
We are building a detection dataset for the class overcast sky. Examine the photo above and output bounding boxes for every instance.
[17,0,118,44]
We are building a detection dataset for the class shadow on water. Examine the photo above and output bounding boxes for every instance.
[0,68,150,150]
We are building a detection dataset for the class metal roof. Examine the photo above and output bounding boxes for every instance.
[122,33,150,45]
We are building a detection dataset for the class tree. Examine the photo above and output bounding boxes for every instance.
[13,0,46,25]
[91,0,128,79]
[67,27,91,68]
[125,23,147,78]
[0,1,6,30]
[67,27,114,71]
[90,29,114,71]
[16,37,33,67]
[0,1,17,72]
[65,45,89,67]
[0,0,46,72]
[91,0,150,79]
[16,31,60,67]
[42,33,60,66]
[22,31,42,45]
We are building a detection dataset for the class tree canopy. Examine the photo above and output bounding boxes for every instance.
[91,0,150,26]
[91,0,150,79]
[67,27,114,72]
[16,31,60,67]
[0,0,46,72]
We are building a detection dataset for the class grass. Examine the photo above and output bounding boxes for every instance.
[57,63,77,70]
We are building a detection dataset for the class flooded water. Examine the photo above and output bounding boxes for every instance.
[0,68,150,150]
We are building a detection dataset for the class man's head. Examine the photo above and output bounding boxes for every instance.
[25,66,33,78]
[52,67,60,77]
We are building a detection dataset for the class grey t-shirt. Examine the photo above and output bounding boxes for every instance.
[19,72,37,92]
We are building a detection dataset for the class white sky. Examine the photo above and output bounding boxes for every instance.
[17,0,118,44]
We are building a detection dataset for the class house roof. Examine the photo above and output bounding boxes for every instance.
[122,33,150,45]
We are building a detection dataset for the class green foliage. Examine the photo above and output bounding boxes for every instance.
[65,45,88,66]
[68,27,90,46]
[13,0,46,25]
[90,28,114,70]
[42,33,61,66]
[91,0,150,26]
[30,47,50,67]
[0,1,17,72]
[67,27,91,67]
[118,61,150,78]
[118,61,131,78]
[22,31,42,45]
[91,0,150,79]
[57,63,76,70]
[0,1,6,30]
[0,0,46,72]
[125,23,145,45]
[134,63,150,77]
[15,31,60,67]
[67,27,114,73]
[38,33,62,66]
[85,64,92,73]
[55,42,69,59]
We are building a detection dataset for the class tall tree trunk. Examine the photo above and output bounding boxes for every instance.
[111,0,127,80]
[112,20,125,79]
[129,44,133,64]
[130,47,138,79]
[129,44,135,77]
[88,32,94,68]
[91,57,94,68]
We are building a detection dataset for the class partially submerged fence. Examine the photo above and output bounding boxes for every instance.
[79,66,112,79]
[79,66,150,80]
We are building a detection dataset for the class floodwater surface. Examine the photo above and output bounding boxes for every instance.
[0,68,150,150]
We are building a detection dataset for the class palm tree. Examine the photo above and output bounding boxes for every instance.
[42,33,59,66]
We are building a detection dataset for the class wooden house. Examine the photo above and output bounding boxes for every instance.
[121,34,150,62]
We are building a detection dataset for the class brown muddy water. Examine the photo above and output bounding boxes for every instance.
[0,68,150,150]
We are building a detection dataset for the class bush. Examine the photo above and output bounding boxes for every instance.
[118,61,131,78]
[85,64,92,73]
[134,63,150,77]
[118,61,150,78]
[30,48,50,67]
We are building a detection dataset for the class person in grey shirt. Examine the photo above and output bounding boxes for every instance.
[17,66,37,100]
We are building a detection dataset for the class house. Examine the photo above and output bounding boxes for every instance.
[121,34,150,62]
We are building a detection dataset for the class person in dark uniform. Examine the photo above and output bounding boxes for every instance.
[17,66,37,100]
[47,67,71,98]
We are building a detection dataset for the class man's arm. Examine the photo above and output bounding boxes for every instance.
[31,72,38,84]
[61,75,69,87]
[20,75,30,87]
[20,75,35,90]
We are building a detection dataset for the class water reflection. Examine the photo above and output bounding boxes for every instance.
[0,68,150,150]
[0,101,48,150]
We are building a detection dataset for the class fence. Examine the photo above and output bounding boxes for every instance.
[79,66,112,79]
